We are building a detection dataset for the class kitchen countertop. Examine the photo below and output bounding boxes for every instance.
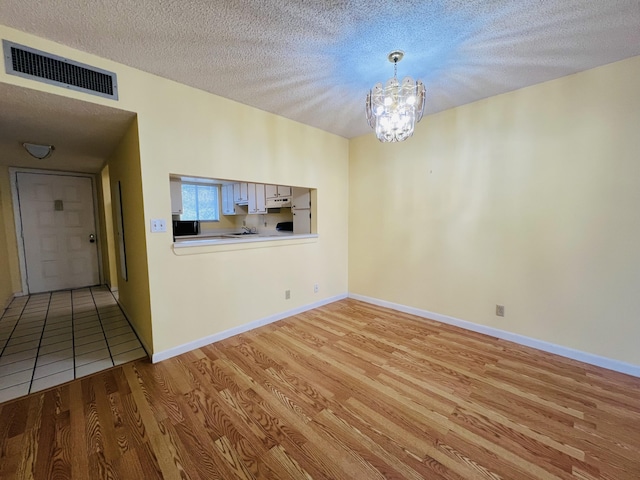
[173,232,318,255]
[174,231,294,242]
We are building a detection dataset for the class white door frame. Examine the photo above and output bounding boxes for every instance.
[9,167,104,295]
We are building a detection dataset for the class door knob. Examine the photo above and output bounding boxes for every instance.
[89,234,96,243]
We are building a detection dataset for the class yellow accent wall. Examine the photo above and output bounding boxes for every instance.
[0,25,349,355]
[0,167,22,307]
[106,119,153,351]
[349,55,640,366]
[99,166,118,291]
[0,168,14,308]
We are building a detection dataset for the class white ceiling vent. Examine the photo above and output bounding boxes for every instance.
[3,40,118,100]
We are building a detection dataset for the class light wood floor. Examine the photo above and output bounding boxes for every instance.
[0,299,639,479]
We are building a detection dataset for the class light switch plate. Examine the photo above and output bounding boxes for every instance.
[151,219,167,233]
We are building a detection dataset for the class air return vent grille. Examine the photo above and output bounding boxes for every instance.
[3,40,118,100]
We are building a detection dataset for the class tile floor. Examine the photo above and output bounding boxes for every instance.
[0,285,147,403]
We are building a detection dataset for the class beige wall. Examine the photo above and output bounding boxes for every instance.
[9,23,633,368]
[349,56,640,366]
[138,86,349,353]
[0,25,349,355]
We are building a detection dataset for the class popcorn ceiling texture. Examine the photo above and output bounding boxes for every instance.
[1,0,639,139]
[0,83,135,172]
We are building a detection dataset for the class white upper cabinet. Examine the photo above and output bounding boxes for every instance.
[291,187,311,234]
[233,182,249,204]
[291,187,310,210]
[170,179,183,215]
[221,184,236,215]
[247,183,267,214]
[266,185,291,199]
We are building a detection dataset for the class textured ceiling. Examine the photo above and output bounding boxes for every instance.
[0,83,136,173]
[0,0,639,139]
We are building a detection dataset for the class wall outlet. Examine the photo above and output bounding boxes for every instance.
[150,219,166,233]
[496,304,505,317]
[313,283,319,293]
[285,290,290,300]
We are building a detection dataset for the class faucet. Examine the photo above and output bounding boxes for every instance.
[242,226,251,233]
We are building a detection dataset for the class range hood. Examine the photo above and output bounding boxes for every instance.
[266,196,291,208]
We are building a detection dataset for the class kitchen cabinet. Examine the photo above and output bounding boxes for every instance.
[170,179,183,215]
[265,185,291,199]
[265,184,292,207]
[221,184,236,215]
[247,183,267,214]
[233,182,249,205]
[292,187,311,234]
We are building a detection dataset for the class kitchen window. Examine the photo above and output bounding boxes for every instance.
[181,183,219,221]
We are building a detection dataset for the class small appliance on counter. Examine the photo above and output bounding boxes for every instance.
[276,221,293,232]
[173,220,199,237]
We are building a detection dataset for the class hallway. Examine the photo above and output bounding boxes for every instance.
[0,286,147,403]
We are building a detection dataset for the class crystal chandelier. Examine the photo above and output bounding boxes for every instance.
[366,50,426,142]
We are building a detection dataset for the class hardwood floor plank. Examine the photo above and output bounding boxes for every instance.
[314,408,426,480]
[0,298,638,479]
[0,432,25,479]
[214,434,256,479]
[343,396,478,479]
[68,382,90,479]
[16,394,45,479]
[122,364,187,480]
[36,393,72,480]
[258,444,312,480]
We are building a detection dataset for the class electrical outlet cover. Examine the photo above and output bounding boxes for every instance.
[151,219,167,233]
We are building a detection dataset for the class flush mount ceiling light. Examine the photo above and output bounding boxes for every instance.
[23,142,55,159]
[366,50,426,143]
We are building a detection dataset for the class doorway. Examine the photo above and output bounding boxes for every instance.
[13,170,101,294]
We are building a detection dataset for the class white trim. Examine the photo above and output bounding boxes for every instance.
[348,293,640,378]
[152,293,348,363]
[9,167,104,293]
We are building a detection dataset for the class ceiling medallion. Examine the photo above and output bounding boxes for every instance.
[366,50,426,142]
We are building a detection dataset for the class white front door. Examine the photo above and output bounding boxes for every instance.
[17,172,100,293]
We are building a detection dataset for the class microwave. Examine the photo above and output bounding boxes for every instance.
[173,220,199,237]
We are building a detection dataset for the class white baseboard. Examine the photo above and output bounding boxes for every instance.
[152,293,349,363]
[349,293,640,378]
